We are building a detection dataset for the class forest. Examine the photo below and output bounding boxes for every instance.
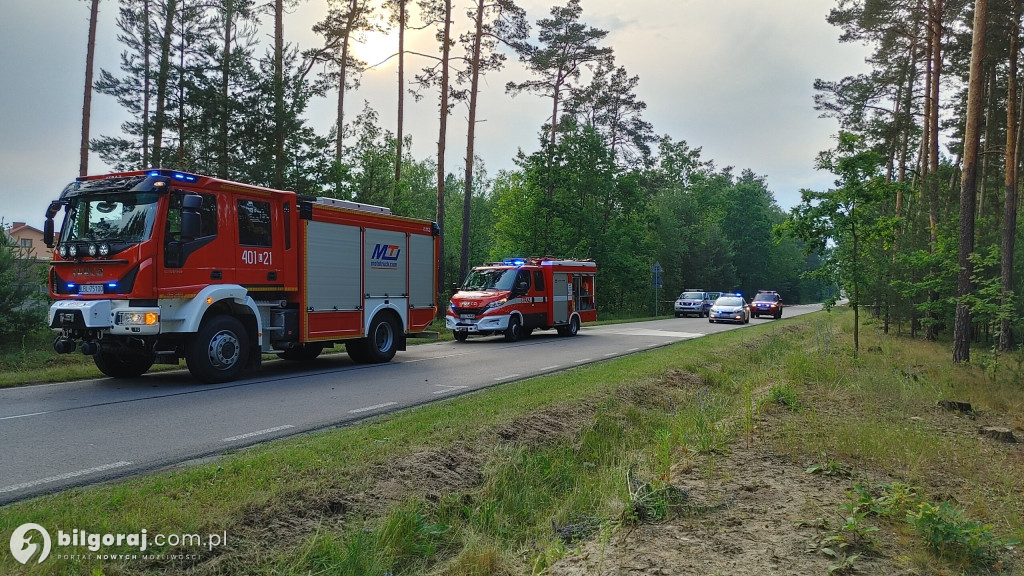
[65,0,825,319]
[66,0,1024,358]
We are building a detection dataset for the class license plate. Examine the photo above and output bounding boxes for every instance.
[79,284,104,294]
[460,314,476,319]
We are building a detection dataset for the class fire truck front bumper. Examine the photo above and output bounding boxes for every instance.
[49,300,162,336]
[446,313,511,334]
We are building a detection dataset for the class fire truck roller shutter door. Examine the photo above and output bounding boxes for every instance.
[305,221,361,311]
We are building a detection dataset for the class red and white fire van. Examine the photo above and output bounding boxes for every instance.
[446,257,597,341]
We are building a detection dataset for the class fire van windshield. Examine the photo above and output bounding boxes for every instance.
[461,268,518,291]
[61,192,160,244]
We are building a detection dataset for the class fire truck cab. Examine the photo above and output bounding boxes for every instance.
[446,257,596,342]
[43,170,439,383]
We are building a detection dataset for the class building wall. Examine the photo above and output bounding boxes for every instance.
[7,222,46,260]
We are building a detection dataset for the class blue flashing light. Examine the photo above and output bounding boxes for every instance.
[107,282,118,289]
[503,258,526,266]
[67,283,76,289]
[148,170,161,177]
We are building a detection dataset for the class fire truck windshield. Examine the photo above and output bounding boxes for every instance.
[61,192,160,244]
[461,268,518,291]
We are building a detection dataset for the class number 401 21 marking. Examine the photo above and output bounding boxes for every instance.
[241,249,272,266]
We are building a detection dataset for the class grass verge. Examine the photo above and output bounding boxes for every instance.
[1,309,1022,575]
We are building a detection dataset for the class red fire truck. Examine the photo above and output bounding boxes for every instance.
[43,169,439,383]
[446,257,597,342]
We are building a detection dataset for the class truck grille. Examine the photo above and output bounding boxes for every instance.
[453,307,485,316]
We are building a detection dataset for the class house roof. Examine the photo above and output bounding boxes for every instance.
[8,222,43,235]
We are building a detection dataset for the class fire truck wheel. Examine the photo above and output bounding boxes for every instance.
[278,342,326,362]
[453,331,469,342]
[504,316,523,342]
[364,313,399,363]
[93,351,155,378]
[186,315,250,383]
[345,340,370,363]
[522,327,534,338]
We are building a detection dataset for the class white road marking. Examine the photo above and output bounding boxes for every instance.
[607,329,704,338]
[223,425,295,442]
[603,352,617,357]
[433,385,468,395]
[538,365,560,371]
[628,348,639,352]
[573,358,592,364]
[0,411,50,421]
[493,374,521,381]
[0,461,132,494]
[349,402,397,414]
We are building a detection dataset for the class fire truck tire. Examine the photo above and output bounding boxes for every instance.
[345,340,370,363]
[186,315,250,383]
[278,343,325,362]
[504,316,523,342]
[363,313,399,363]
[522,327,534,338]
[453,331,469,342]
[93,351,155,378]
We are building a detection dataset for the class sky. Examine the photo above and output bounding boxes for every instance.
[0,0,871,233]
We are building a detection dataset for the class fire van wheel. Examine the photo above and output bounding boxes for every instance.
[453,331,469,342]
[363,314,399,363]
[278,343,325,362]
[504,316,522,342]
[774,310,782,319]
[557,315,580,337]
[93,351,155,379]
[186,315,250,383]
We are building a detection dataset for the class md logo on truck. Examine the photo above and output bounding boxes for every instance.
[371,244,401,269]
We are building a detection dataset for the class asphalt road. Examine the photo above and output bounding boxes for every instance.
[0,304,822,505]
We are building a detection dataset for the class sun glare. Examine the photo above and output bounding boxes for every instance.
[353,29,397,69]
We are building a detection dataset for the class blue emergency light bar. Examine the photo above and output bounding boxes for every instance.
[147,170,199,183]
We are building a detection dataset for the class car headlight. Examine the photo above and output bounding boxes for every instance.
[98,243,110,256]
[58,245,68,258]
[485,298,507,310]
[88,244,98,257]
[69,244,78,257]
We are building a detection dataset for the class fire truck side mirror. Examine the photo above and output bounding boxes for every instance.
[180,194,203,240]
[43,201,61,248]
[43,218,55,248]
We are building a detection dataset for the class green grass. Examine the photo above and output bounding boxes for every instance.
[3,309,1022,575]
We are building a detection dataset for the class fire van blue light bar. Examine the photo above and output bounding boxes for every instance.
[503,258,526,266]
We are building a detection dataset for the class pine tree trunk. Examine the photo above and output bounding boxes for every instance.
[219,0,233,178]
[953,0,988,364]
[394,0,406,196]
[273,0,284,188]
[143,0,151,167]
[435,0,452,298]
[1000,0,1021,351]
[80,0,100,177]
[461,0,485,283]
[152,0,177,168]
